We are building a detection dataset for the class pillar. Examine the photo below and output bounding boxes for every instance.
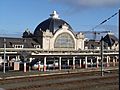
[24,62,26,72]
[79,59,81,68]
[15,56,17,61]
[10,59,13,67]
[59,57,61,70]
[10,58,15,67]
[0,57,2,65]
[38,61,41,71]
[90,58,93,67]
[15,55,20,61]
[113,57,115,66]
[96,56,99,68]
[106,56,109,67]
[67,59,69,66]
[17,55,20,61]
[85,56,87,68]
[7,56,10,67]
[73,57,75,69]
[44,57,47,71]
[7,56,9,61]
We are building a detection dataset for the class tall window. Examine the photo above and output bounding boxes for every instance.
[54,33,75,48]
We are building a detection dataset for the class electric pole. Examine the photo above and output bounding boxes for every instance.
[118,9,120,75]
[3,38,6,73]
[100,36,104,76]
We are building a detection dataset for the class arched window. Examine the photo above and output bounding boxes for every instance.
[54,33,75,48]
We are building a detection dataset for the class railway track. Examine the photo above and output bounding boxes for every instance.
[0,70,118,90]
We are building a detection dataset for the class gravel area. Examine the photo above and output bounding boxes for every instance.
[0,69,118,90]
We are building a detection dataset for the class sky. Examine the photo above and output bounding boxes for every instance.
[0,0,120,39]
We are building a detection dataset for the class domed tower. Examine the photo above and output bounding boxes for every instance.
[33,11,85,50]
[33,11,73,48]
[34,11,72,35]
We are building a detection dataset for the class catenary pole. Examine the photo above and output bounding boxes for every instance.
[118,9,120,80]
[3,38,6,73]
[101,36,104,76]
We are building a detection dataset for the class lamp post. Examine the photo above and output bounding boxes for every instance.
[3,38,6,73]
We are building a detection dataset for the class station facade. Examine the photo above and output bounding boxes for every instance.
[0,11,119,72]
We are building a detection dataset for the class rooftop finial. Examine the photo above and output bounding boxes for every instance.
[50,11,59,19]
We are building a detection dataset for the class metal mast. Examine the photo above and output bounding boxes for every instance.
[100,36,104,76]
[3,38,6,73]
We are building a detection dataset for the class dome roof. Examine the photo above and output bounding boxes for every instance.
[34,11,73,36]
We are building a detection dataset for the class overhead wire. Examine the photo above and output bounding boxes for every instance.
[91,11,119,30]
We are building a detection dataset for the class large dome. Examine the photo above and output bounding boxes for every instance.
[34,11,73,36]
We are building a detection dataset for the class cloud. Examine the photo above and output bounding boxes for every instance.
[50,0,120,15]
[51,0,120,8]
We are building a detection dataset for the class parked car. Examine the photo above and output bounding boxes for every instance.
[47,60,58,69]
[32,62,44,70]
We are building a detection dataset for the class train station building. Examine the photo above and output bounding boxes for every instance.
[0,11,119,72]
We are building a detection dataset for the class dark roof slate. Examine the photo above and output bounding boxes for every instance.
[103,33,118,47]
[0,37,40,48]
[34,18,73,37]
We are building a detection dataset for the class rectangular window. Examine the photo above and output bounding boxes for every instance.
[13,45,24,48]
[34,45,41,48]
